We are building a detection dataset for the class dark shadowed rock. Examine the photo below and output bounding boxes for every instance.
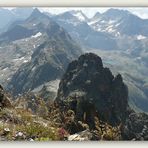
[0,84,12,108]
[121,109,148,140]
[56,53,148,140]
[56,53,128,127]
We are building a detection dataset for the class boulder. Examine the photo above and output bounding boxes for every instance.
[68,130,93,141]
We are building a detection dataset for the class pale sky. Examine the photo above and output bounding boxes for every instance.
[4,7,148,19]
[39,7,148,19]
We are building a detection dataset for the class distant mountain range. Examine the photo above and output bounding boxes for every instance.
[0,8,148,113]
[53,9,148,51]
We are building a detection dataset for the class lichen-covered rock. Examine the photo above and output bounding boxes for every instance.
[56,53,128,127]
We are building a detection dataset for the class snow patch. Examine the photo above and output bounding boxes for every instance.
[83,63,88,67]
[23,60,29,63]
[88,20,99,25]
[2,67,8,71]
[97,28,102,31]
[136,57,142,60]
[137,35,146,40]
[73,12,86,21]
[13,57,25,61]
[32,66,36,71]
[31,32,42,38]
[7,78,11,81]
[108,20,115,24]
[115,32,120,37]
[108,28,114,33]
[115,23,120,27]
[105,25,115,33]
[100,20,105,23]
[72,22,80,26]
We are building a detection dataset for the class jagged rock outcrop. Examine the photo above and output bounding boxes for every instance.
[56,53,148,140]
[0,84,11,108]
[56,53,128,127]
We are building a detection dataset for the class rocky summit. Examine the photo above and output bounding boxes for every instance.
[56,53,128,127]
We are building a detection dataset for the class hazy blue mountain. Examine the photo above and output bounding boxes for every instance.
[53,11,118,50]
[0,8,34,33]
[6,9,82,95]
[0,9,51,42]
[11,7,34,19]
[53,8,148,52]
[90,8,148,36]
[0,8,14,31]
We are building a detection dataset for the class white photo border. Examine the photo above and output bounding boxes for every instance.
[0,0,148,6]
[0,0,148,148]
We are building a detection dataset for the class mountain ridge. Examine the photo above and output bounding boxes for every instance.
[6,9,82,96]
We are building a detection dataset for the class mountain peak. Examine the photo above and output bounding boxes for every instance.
[30,8,43,18]
[70,10,88,21]
[92,12,101,19]
[103,8,130,17]
[70,10,83,14]
[26,8,50,24]
[56,11,74,20]
[56,10,88,22]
